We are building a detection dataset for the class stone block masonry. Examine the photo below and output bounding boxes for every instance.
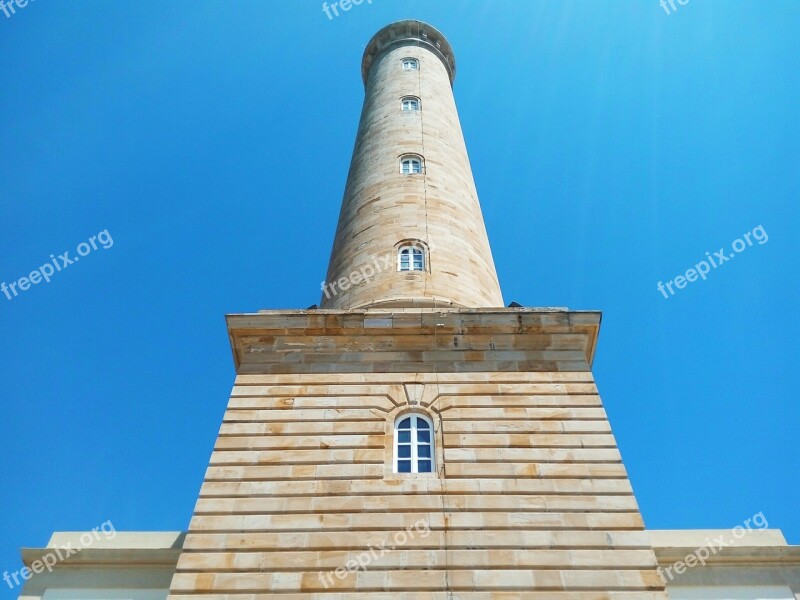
[166,308,668,598]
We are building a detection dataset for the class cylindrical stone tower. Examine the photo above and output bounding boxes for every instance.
[320,20,503,309]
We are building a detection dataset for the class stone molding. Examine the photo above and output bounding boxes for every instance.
[361,19,456,87]
[226,308,601,375]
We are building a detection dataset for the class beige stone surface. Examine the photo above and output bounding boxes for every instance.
[226,308,601,375]
[169,366,664,597]
[167,595,670,600]
[320,21,502,309]
[649,529,788,547]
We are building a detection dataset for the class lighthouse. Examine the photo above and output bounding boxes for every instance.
[167,20,667,598]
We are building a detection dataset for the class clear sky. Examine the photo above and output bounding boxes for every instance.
[1,0,798,591]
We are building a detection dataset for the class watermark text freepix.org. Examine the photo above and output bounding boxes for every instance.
[321,253,392,300]
[657,225,768,299]
[3,520,116,589]
[318,519,430,588]
[657,511,768,583]
[320,239,438,301]
[660,0,689,15]
[1,0,35,19]
[322,0,373,21]
[2,229,114,301]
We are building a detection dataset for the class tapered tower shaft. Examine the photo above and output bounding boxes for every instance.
[321,20,503,309]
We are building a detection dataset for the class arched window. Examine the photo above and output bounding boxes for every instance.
[398,245,425,271]
[401,96,420,112]
[400,155,423,174]
[395,414,434,473]
[402,58,419,71]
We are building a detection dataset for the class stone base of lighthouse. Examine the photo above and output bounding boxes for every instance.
[168,307,667,598]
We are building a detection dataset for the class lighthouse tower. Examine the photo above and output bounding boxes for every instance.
[168,20,667,598]
[321,20,502,309]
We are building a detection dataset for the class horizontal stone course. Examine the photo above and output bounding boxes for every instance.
[209,449,385,466]
[183,530,655,552]
[213,432,617,452]
[171,568,662,592]
[192,494,638,515]
[176,549,658,571]
[198,477,635,497]
[218,419,613,436]
[233,372,595,384]
[229,382,598,397]
[169,593,670,600]
[444,447,622,463]
[188,511,644,532]
[204,464,386,482]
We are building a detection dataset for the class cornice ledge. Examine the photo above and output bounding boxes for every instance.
[226,308,602,375]
[654,545,800,566]
[361,19,456,87]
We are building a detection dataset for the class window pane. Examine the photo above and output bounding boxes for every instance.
[401,158,421,174]
[396,414,436,475]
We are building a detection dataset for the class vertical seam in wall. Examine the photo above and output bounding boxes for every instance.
[418,25,454,597]
[431,316,454,598]
[415,31,431,301]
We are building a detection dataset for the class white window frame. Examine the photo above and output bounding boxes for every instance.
[398,245,425,271]
[400,155,423,175]
[401,57,419,71]
[401,96,420,112]
[394,413,435,474]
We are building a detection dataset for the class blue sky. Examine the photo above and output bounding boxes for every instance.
[1,0,798,591]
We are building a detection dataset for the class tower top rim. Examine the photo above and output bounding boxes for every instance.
[361,20,456,87]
